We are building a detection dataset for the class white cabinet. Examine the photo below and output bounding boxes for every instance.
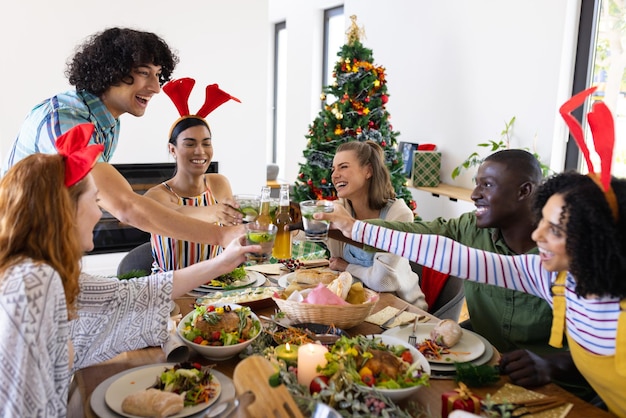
[410,184,474,221]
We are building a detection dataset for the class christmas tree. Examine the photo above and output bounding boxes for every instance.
[292,16,416,214]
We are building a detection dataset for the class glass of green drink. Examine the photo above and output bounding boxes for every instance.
[299,200,334,241]
[234,194,261,223]
[244,222,277,263]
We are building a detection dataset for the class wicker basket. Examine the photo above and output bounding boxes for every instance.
[272,288,379,329]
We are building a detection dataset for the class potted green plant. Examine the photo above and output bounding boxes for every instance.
[452,117,552,179]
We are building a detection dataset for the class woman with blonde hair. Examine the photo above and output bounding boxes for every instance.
[327,140,427,309]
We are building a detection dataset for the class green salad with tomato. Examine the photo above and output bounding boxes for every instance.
[152,362,219,407]
[318,335,429,390]
[181,304,261,346]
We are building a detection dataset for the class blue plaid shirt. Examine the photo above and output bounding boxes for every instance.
[2,90,119,175]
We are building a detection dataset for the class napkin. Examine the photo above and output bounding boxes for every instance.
[161,318,190,363]
[245,264,283,275]
[488,383,573,418]
[365,306,425,328]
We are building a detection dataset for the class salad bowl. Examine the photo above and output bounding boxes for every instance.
[321,334,430,402]
[362,334,431,401]
[177,303,262,361]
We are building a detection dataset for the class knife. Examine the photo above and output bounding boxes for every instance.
[381,304,410,328]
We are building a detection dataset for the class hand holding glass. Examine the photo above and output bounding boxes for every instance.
[299,200,334,241]
[244,222,277,263]
[234,194,261,223]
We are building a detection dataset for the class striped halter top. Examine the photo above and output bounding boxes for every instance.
[150,179,221,272]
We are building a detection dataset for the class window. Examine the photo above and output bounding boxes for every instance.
[322,6,344,107]
[272,21,287,165]
[567,0,626,176]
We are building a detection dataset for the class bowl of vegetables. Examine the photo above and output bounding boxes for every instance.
[318,334,430,402]
[177,303,262,361]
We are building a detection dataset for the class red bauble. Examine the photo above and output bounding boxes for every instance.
[309,375,330,394]
[368,121,374,127]
[321,178,327,184]
[364,97,371,103]
[307,179,313,186]
[381,94,389,104]
[298,173,304,179]
[381,141,386,147]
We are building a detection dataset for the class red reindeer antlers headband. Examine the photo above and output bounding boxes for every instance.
[163,77,241,138]
[55,123,104,187]
[559,86,618,220]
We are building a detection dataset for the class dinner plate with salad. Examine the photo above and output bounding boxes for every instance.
[193,267,265,292]
[383,323,485,364]
[104,362,221,418]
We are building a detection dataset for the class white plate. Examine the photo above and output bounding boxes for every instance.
[382,323,485,364]
[200,270,264,290]
[104,364,221,418]
[91,366,235,418]
[278,272,296,288]
[192,271,266,294]
[383,329,494,374]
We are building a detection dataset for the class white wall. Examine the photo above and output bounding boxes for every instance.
[0,0,270,195]
[0,0,583,192]
[0,0,582,274]
[271,0,581,189]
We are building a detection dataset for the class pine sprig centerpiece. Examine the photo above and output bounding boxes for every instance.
[293,15,416,213]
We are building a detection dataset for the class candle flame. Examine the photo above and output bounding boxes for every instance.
[285,343,291,351]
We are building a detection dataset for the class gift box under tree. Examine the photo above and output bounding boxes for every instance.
[412,150,441,187]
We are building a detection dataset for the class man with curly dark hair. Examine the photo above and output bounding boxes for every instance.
[2,27,243,247]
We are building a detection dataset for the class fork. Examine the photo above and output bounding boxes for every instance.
[408,317,418,346]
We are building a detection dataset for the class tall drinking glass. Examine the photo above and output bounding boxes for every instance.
[299,200,334,242]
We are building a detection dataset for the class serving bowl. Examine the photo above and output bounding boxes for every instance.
[361,334,431,402]
[177,303,262,361]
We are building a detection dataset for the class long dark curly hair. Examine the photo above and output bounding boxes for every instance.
[66,27,179,96]
[533,171,626,298]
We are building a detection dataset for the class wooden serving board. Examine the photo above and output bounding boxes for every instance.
[233,356,304,418]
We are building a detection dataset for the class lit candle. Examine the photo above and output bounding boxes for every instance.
[275,343,298,366]
[297,343,328,389]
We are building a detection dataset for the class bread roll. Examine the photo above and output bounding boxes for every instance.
[294,268,337,285]
[430,319,463,347]
[326,271,353,300]
[121,388,184,417]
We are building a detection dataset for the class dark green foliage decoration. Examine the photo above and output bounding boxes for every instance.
[292,16,416,213]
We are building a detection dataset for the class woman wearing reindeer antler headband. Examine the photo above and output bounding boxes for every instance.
[144,78,242,272]
[316,87,626,416]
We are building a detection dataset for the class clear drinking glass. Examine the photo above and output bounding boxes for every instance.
[244,222,278,263]
[234,194,261,223]
[299,200,334,241]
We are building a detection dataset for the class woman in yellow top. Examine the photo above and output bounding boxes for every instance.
[319,88,626,416]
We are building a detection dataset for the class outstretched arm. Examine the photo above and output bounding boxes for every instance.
[344,219,553,299]
[92,163,244,247]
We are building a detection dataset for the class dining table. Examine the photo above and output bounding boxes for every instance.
[68,275,616,418]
